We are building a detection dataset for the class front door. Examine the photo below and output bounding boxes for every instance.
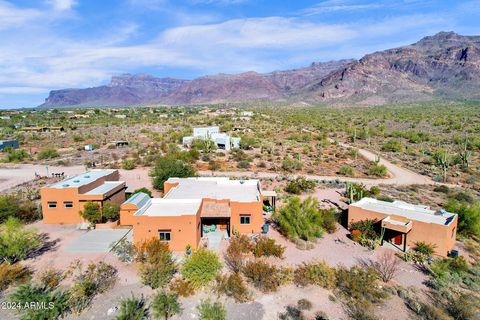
[393,235,402,245]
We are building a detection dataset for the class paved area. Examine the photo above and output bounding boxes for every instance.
[65,229,132,253]
[205,230,228,251]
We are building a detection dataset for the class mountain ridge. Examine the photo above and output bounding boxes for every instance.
[39,32,480,107]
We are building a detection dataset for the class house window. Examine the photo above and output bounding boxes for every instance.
[240,215,251,225]
[159,230,171,241]
[47,202,57,208]
[64,202,73,208]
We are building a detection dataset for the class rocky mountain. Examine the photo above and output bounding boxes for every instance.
[40,32,480,107]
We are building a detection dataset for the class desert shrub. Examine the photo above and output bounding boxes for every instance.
[447,293,479,320]
[293,261,336,288]
[181,248,222,289]
[4,149,29,162]
[0,217,42,264]
[297,298,312,311]
[349,219,378,240]
[137,239,176,289]
[284,177,316,195]
[37,267,64,289]
[413,241,436,256]
[433,185,450,194]
[338,165,355,176]
[273,196,325,242]
[197,299,227,320]
[116,294,149,320]
[68,261,118,314]
[151,291,182,320]
[278,305,304,320]
[102,202,120,221]
[243,259,281,293]
[320,208,338,233]
[343,301,378,320]
[79,201,101,224]
[169,277,195,297]
[215,272,251,303]
[335,265,387,304]
[0,263,32,292]
[282,157,303,172]
[224,233,253,272]
[0,194,39,223]
[237,160,250,169]
[110,238,136,263]
[37,148,59,159]
[9,283,70,320]
[253,237,285,258]
[429,256,469,280]
[121,159,137,170]
[367,163,387,177]
[150,155,196,191]
[444,199,480,237]
[381,139,403,152]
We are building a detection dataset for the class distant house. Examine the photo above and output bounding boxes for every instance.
[241,111,253,117]
[0,116,11,120]
[114,114,127,119]
[112,140,129,148]
[41,169,126,224]
[0,139,19,151]
[183,126,240,151]
[84,144,94,151]
[348,197,458,257]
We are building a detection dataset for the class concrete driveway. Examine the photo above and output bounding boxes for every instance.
[65,228,132,253]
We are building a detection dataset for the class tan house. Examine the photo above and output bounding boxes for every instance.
[41,170,126,224]
[348,197,458,257]
[120,177,265,251]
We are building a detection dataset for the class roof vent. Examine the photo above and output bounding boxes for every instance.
[73,179,80,183]
[84,175,90,178]
[240,180,245,184]
[62,184,70,187]
[434,209,446,216]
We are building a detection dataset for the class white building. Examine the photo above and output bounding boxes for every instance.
[183,126,240,151]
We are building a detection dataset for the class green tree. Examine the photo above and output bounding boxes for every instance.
[79,202,101,224]
[151,291,182,320]
[116,294,148,320]
[181,248,222,288]
[9,283,70,320]
[102,203,120,221]
[0,194,38,223]
[122,159,137,170]
[445,200,480,238]
[273,196,324,241]
[137,239,176,289]
[130,187,152,198]
[150,155,196,191]
[197,300,226,320]
[0,217,42,264]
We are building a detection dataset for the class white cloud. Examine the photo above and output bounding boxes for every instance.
[0,1,42,29]
[47,0,77,11]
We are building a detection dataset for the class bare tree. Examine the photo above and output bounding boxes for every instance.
[358,250,399,283]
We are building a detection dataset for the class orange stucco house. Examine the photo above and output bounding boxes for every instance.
[348,197,458,257]
[120,177,264,251]
[41,169,126,224]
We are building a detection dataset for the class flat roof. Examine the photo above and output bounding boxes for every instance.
[124,192,151,208]
[84,181,125,195]
[350,197,456,226]
[49,169,117,189]
[135,198,202,217]
[165,177,261,202]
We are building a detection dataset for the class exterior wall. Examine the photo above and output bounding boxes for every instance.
[230,197,264,234]
[130,214,200,251]
[348,206,458,257]
[41,188,84,224]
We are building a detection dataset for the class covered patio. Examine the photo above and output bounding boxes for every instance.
[380,216,412,252]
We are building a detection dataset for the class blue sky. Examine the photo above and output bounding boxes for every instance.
[1,0,479,108]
